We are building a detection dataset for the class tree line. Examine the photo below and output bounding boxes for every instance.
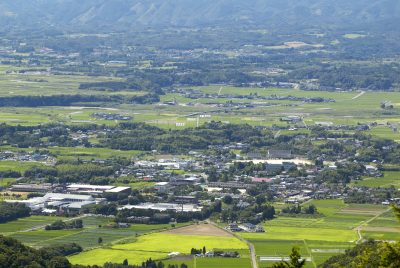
[0,202,31,223]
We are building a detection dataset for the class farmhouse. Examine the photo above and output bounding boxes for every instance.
[227,223,242,232]
[154,182,173,193]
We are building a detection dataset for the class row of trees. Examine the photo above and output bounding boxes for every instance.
[45,219,83,230]
[0,93,160,108]
[281,205,318,215]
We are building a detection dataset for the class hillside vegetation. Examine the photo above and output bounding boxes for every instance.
[1,0,400,31]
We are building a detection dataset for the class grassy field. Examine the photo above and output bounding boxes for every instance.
[47,146,141,160]
[69,232,248,266]
[1,79,400,134]
[68,248,167,266]
[0,216,66,234]
[1,216,185,249]
[196,257,251,268]
[0,161,45,172]
[0,178,16,187]
[354,171,400,188]
[238,200,397,267]
[241,226,357,242]
[112,233,248,252]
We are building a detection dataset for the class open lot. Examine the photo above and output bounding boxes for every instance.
[163,223,232,237]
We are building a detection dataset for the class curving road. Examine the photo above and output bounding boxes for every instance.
[208,221,258,268]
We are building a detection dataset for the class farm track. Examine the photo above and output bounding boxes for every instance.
[351,91,365,100]
[208,220,258,268]
[21,214,88,233]
[355,207,392,243]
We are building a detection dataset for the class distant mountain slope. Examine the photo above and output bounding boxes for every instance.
[0,0,400,31]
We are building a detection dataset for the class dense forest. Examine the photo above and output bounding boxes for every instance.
[0,202,31,224]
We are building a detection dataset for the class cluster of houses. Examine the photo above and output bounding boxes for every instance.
[0,151,54,163]
[91,112,132,121]
[167,88,335,104]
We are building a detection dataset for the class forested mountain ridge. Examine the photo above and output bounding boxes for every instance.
[1,0,400,31]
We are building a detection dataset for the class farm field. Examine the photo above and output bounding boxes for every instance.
[69,224,249,266]
[47,146,141,161]
[1,76,400,135]
[112,233,248,253]
[239,199,398,267]
[196,257,252,268]
[0,216,66,234]
[0,216,185,249]
[354,171,400,188]
[0,160,45,172]
[0,177,16,187]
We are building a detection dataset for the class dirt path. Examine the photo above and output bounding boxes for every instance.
[21,214,88,233]
[355,207,392,243]
[208,221,257,268]
[303,240,316,268]
[352,91,365,100]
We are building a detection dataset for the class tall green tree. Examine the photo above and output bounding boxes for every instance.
[272,247,306,268]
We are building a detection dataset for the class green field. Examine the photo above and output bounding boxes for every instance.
[0,178,16,187]
[0,161,45,172]
[241,226,357,242]
[69,248,167,266]
[0,216,66,234]
[196,257,251,268]
[48,146,141,160]
[238,200,398,267]
[112,233,248,253]
[354,171,400,188]
[1,80,400,133]
[69,232,248,266]
[0,216,184,249]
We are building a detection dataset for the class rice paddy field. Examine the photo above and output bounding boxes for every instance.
[0,216,187,249]
[1,65,400,140]
[68,226,250,266]
[353,171,400,188]
[237,199,397,267]
[0,200,398,268]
